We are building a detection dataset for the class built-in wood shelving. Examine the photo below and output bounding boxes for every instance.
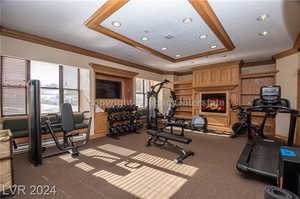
[240,71,277,135]
[174,80,193,119]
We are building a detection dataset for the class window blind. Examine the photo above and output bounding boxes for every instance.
[1,57,27,116]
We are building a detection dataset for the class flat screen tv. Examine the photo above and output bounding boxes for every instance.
[96,79,121,99]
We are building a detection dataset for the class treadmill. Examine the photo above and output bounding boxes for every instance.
[236,86,299,181]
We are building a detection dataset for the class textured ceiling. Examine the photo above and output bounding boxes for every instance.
[1,0,300,72]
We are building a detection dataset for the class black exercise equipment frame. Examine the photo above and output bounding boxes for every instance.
[147,79,170,130]
[146,130,194,164]
[27,80,92,166]
[236,103,299,180]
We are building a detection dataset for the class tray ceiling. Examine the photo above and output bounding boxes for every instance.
[85,0,234,62]
[1,0,300,72]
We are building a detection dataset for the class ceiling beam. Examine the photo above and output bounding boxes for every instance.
[188,0,235,51]
[272,31,300,60]
[293,31,300,50]
[0,26,165,74]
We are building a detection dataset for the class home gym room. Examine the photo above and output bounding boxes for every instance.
[1,0,300,198]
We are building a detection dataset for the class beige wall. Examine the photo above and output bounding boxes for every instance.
[276,52,300,136]
[1,35,166,133]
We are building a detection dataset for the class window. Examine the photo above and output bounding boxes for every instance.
[63,66,79,112]
[31,61,60,114]
[135,78,160,107]
[1,57,28,116]
[31,62,80,113]
[1,57,83,116]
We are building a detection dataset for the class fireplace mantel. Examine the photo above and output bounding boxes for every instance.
[192,61,241,132]
[193,84,238,91]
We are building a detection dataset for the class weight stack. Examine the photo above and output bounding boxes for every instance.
[0,130,14,197]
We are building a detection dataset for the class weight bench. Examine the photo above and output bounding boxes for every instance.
[146,130,194,163]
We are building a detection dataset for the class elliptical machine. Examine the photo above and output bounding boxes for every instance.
[230,105,273,138]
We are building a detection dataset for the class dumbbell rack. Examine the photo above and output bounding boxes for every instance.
[106,105,143,139]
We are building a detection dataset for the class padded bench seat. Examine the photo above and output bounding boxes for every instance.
[146,130,194,163]
[3,113,88,140]
[147,130,192,144]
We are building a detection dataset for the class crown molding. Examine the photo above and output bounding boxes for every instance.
[0,26,165,74]
[241,59,275,67]
[272,31,300,60]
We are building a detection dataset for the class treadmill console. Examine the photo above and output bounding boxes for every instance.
[261,86,281,104]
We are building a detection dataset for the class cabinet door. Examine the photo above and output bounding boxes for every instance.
[94,113,108,135]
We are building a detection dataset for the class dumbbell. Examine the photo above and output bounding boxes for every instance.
[128,115,135,121]
[128,123,136,132]
[115,125,124,133]
[118,105,124,112]
[126,105,132,112]
[126,114,132,120]
[121,114,129,121]
[134,112,141,119]
[109,127,118,135]
[111,115,118,122]
[136,122,144,129]
[105,107,112,113]
[121,124,130,133]
[120,114,129,121]
[110,106,117,112]
[123,105,130,112]
[108,115,117,122]
[115,105,120,112]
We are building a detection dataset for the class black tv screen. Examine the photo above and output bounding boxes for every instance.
[96,79,121,99]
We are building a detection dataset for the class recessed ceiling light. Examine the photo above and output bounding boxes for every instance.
[210,45,217,49]
[161,47,167,51]
[199,34,207,39]
[259,31,269,36]
[112,21,122,27]
[257,14,269,21]
[176,54,181,58]
[141,36,149,41]
[183,17,193,24]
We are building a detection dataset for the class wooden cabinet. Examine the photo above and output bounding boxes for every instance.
[192,61,240,89]
[90,63,138,139]
[94,112,108,137]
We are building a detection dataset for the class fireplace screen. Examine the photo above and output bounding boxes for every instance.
[201,93,226,113]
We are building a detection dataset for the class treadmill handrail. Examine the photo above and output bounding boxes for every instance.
[246,105,299,146]
[246,106,299,115]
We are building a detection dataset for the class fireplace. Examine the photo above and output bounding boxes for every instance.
[201,93,227,113]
